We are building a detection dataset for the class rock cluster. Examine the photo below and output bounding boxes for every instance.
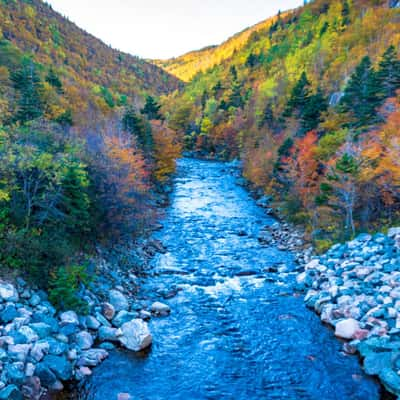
[296,227,400,396]
[0,277,169,399]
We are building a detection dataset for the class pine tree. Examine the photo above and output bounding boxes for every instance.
[340,56,381,126]
[11,58,44,123]
[377,45,400,98]
[141,95,163,120]
[284,71,311,117]
[300,87,328,134]
[341,1,350,27]
[46,68,63,93]
[123,107,153,151]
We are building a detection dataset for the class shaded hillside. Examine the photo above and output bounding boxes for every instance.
[164,0,400,247]
[0,0,182,124]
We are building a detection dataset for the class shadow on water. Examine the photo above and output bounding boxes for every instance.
[78,158,383,400]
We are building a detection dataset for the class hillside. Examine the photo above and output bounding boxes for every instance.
[154,11,292,82]
[164,0,400,247]
[0,0,182,124]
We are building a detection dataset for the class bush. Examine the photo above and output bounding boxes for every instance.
[314,239,333,254]
[49,264,92,313]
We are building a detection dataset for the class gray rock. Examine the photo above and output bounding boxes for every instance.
[59,311,79,326]
[5,362,25,384]
[363,351,392,375]
[0,384,23,400]
[77,348,108,367]
[45,338,68,355]
[8,344,31,362]
[30,341,49,362]
[119,319,152,351]
[0,283,19,302]
[18,325,38,343]
[43,355,72,381]
[112,311,137,327]
[379,367,400,396]
[98,326,121,342]
[29,294,41,307]
[29,323,52,339]
[150,302,170,316]
[335,318,360,339]
[388,227,400,238]
[86,315,101,330]
[34,363,56,387]
[0,306,20,324]
[101,303,116,320]
[109,290,129,312]
[75,331,93,350]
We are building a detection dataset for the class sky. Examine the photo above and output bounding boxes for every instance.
[45,0,303,59]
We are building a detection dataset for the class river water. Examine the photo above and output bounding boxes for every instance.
[81,158,380,400]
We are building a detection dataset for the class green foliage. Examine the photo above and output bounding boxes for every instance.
[141,95,163,120]
[377,45,400,98]
[314,239,333,254]
[122,106,153,151]
[49,264,92,313]
[45,67,63,93]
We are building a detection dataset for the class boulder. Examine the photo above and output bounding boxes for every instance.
[109,290,129,312]
[150,302,170,316]
[335,318,360,339]
[98,326,121,342]
[59,311,79,326]
[119,319,152,351]
[77,348,108,367]
[43,355,72,381]
[75,331,93,350]
[18,326,38,343]
[101,303,115,321]
[34,363,57,387]
[388,227,400,238]
[5,362,25,384]
[30,341,50,362]
[0,283,19,302]
[0,385,23,400]
[86,315,101,330]
[112,311,137,328]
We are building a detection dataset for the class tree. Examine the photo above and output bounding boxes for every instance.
[141,95,163,120]
[11,58,44,123]
[340,56,381,126]
[122,107,152,151]
[377,45,400,98]
[45,68,63,93]
[300,87,328,134]
[284,72,311,117]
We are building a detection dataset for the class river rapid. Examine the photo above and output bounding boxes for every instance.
[80,158,381,400]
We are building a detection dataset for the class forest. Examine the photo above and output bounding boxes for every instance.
[0,0,182,305]
[162,0,400,251]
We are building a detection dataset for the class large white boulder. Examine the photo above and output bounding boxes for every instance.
[119,319,152,351]
[334,318,360,339]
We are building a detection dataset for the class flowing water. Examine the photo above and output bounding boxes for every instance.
[81,158,380,400]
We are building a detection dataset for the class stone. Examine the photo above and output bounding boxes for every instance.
[388,227,400,238]
[112,311,137,328]
[75,331,93,350]
[21,376,41,400]
[77,348,108,367]
[0,283,19,302]
[18,325,39,343]
[139,310,151,320]
[46,337,68,355]
[86,315,101,330]
[8,344,31,362]
[119,319,152,351]
[30,341,49,362]
[25,363,35,377]
[35,363,56,387]
[59,311,79,326]
[150,302,170,316]
[101,303,115,321]
[0,385,23,400]
[43,355,72,380]
[379,367,400,396]
[5,362,25,384]
[29,294,41,307]
[29,323,52,339]
[363,351,392,375]
[335,318,360,339]
[109,290,129,312]
[98,326,121,342]
[0,305,20,324]
[75,366,92,380]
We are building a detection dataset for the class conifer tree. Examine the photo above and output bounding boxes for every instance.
[340,56,381,126]
[377,45,400,98]
[284,71,311,117]
[141,95,163,120]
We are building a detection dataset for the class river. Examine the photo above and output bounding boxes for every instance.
[80,158,381,400]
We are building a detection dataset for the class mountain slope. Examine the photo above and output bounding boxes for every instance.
[163,0,400,246]
[154,11,292,82]
[0,0,182,123]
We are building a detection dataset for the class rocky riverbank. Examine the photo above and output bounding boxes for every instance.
[0,238,172,400]
[294,227,400,397]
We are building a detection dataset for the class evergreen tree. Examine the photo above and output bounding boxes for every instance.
[300,87,328,133]
[377,45,400,98]
[259,103,274,128]
[123,107,153,150]
[11,58,44,123]
[284,71,311,117]
[46,68,63,93]
[141,95,163,120]
[341,1,350,27]
[227,79,244,109]
[340,56,381,126]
